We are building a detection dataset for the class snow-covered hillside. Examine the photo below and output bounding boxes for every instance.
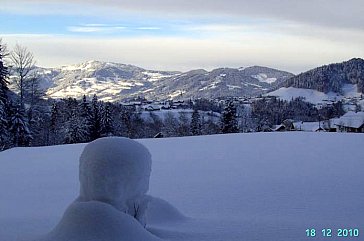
[267,84,363,105]
[267,87,342,104]
[1,133,363,241]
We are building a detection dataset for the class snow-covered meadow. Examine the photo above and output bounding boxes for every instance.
[0,133,363,241]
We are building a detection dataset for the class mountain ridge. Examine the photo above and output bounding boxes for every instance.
[29,61,293,101]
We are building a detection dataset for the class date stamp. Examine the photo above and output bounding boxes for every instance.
[306,228,359,238]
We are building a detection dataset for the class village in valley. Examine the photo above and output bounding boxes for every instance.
[117,92,364,134]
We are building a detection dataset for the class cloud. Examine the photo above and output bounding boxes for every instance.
[2,1,363,73]
[2,33,363,74]
[136,27,161,30]
[66,24,161,33]
[67,24,126,33]
[3,0,364,31]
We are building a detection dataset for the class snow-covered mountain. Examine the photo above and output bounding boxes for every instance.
[34,61,179,102]
[30,61,293,102]
[152,66,293,99]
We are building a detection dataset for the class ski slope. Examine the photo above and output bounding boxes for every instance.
[0,133,363,241]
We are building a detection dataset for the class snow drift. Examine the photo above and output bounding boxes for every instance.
[40,201,159,241]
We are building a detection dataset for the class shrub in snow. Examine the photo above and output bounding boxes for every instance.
[77,137,152,225]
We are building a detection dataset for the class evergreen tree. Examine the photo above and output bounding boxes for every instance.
[221,101,239,134]
[30,106,50,147]
[26,105,45,146]
[49,102,61,145]
[202,115,220,135]
[190,108,201,136]
[64,97,78,121]
[0,41,10,150]
[78,95,91,140]
[120,106,133,138]
[146,112,163,137]
[10,104,32,147]
[130,111,145,138]
[163,112,178,137]
[64,111,88,144]
[177,112,190,136]
[89,95,101,140]
[101,102,114,136]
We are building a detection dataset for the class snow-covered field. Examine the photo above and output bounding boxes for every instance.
[0,133,363,241]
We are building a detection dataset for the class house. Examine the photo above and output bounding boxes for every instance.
[274,124,286,132]
[332,111,364,133]
[154,132,164,138]
[284,119,295,131]
[161,104,171,110]
[144,105,160,111]
[261,125,273,132]
[293,121,330,132]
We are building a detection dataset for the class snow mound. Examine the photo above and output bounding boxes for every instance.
[146,196,186,225]
[39,201,160,241]
[40,137,160,241]
[78,137,152,215]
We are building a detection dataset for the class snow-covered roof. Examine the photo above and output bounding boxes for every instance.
[294,121,327,132]
[332,111,364,128]
[144,104,161,110]
[273,124,285,131]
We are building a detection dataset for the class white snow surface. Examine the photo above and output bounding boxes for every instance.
[0,133,364,241]
[251,73,277,84]
[267,87,341,104]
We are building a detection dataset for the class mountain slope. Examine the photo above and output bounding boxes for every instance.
[23,62,293,101]
[148,66,294,99]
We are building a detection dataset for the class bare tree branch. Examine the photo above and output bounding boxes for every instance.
[0,38,9,58]
[10,44,36,105]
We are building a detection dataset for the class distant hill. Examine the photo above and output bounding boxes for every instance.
[281,58,364,94]
[267,58,364,104]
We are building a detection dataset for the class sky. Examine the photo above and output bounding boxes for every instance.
[1,0,363,73]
